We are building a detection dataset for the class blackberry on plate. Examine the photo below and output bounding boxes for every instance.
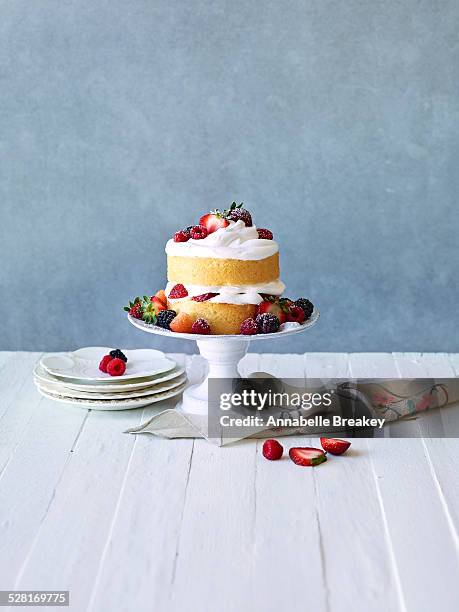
[156,309,177,330]
[109,349,127,362]
[295,298,314,319]
[256,313,280,334]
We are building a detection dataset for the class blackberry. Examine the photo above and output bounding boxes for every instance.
[256,313,280,334]
[109,349,127,363]
[156,309,177,330]
[295,298,314,320]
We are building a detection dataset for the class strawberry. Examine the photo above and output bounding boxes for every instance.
[289,447,327,467]
[169,284,188,299]
[99,355,112,373]
[257,297,289,324]
[262,439,283,460]
[320,438,351,455]
[170,312,194,334]
[107,357,126,376]
[150,296,167,313]
[191,293,218,302]
[154,289,167,306]
[287,305,305,323]
[199,212,230,234]
[124,297,143,319]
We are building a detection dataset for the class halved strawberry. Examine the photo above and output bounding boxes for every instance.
[191,293,218,302]
[154,289,167,306]
[169,284,188,299]
[289,447,327,467]
[257,297,289,324]
[320,438,351,455]
[150,296,167,313]
[199,212,229,234]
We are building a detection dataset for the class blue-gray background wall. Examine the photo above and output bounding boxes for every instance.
[1,0,458,353]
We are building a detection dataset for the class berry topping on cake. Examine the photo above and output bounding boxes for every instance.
[109,349,127,363]
[295,298,314,319]
[262,439,284,460]
[169,284,188,299]
[257,228,273,240]
[289,447,327,467]
[124,298,143,319]
[287,305,306,324]
[173,229,190,242]
[191,318,212,334]
[190,225,208,240]
[256,313,280,334]
[170,312,194,333]
[156,309,177,330]
[107,357,126,377]
[191,292,218,302]
[154,289,167,306]
[257,297,289,324]
[226,202,252,226]
[199,212,230,234]
[240,318,258,335]
[320,438,351,455]
[99,355,112,373]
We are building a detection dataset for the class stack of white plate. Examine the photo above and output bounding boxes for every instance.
[34,347,187,410]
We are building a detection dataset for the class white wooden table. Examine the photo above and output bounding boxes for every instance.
[1,352,459,612]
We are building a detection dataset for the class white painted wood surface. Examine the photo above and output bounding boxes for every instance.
[0,352,458,612]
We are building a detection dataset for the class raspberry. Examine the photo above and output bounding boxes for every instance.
[156,309,177,330]
[262,439,284,460]
[107,357,126,376]
[170,312,194,334]
[109,349,127,363]
[256,313,280,334]
[169,284,188,299]
[99,355,113,373]
[257,228,273,240]
[295,298,314,319]
[173,230,190,242]
[191,293,218,302]
[287,305,305,324]
[191,318,211,335]
[228,207,252,226]
[240,318,258,335]
[190,225,208,240]
[128,303,142,319]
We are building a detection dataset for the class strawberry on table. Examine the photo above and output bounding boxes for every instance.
[320,438,351,455]
[289,447,327,467]
[262,439,283,460]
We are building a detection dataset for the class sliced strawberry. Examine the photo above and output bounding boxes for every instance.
[289,447,327,467]
[320,438,351,455]
[150,296,167,313]
[257,297,288,324]
[199,213,229,234]
[191,292,218,302]
[154,289,167,306]
[262,439,283,460]
[169,284,188,299]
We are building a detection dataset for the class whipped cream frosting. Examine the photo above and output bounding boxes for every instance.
[165,220,279,260]
[166,279,285,306]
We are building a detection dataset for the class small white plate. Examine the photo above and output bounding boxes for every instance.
[40,347,176,382]
[33,363,186,392]
[37,382,187,411]
[35,373,187,400]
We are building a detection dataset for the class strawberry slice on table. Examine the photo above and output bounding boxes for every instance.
[199,212,230,234]
[320,438,351,455]
[289,447,327,467]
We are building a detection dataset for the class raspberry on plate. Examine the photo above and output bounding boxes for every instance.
[107,357,126,376]
[190,225,209,240]
[240,318,258,335]
[169,284,188,299]
[257,228,273,240]
[99,355,112,373]
[262,439,283,460]
[170,312,194,334]
[256,313,280,334]
[192,318,211,335]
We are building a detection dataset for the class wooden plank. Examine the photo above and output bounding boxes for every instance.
[0,353,41,421]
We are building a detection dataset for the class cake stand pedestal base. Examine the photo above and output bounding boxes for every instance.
[176,338,250,416]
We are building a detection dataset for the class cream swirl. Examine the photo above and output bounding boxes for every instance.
[166,279,285,305]
[165,220,278,260]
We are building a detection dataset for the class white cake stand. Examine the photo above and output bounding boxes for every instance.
[128,309,320,415]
